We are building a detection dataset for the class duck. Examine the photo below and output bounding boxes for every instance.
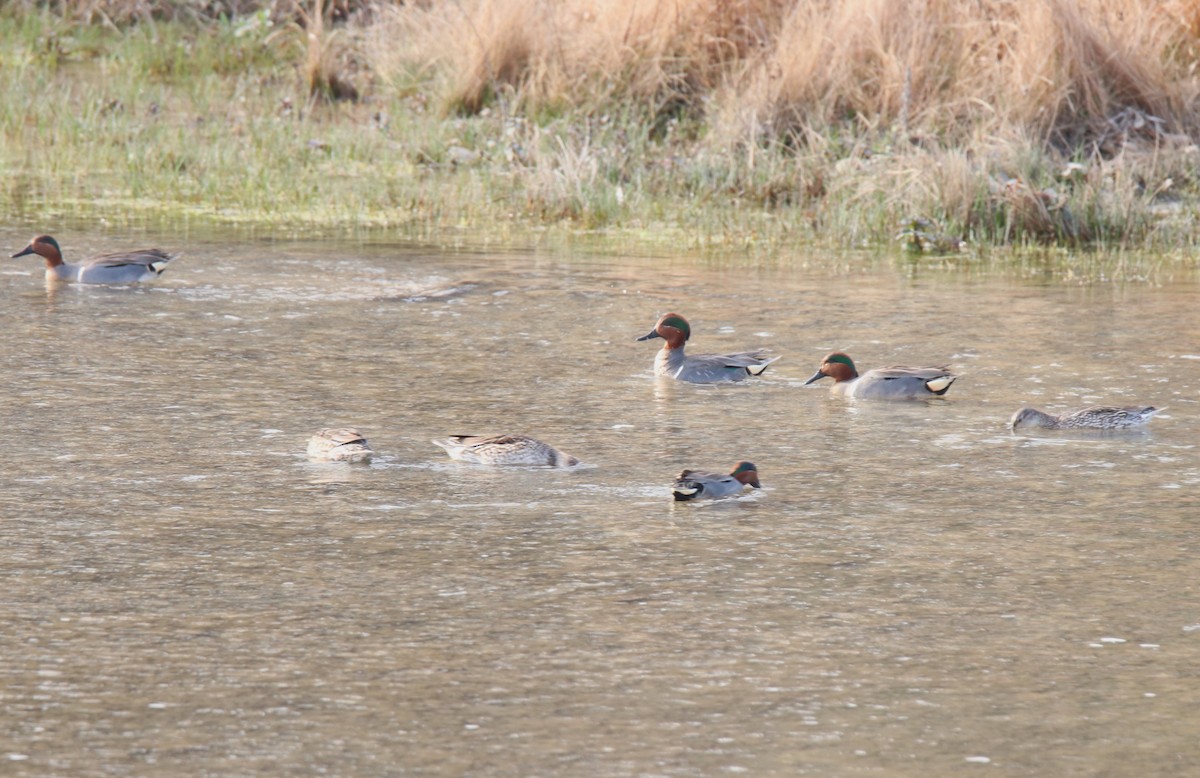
[11,234,175,284]
[432,434,579,467]
[804,352,958,399]
[1009,405,1163,431]
[306,428,374,463]
[672,461,761,501]
[636,312,779,383]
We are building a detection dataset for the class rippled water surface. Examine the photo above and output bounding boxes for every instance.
[1,231,1198,776]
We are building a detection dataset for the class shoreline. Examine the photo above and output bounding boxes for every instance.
[3,5,1200,275]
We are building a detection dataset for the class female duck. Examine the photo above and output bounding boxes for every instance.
[805,352,958,399]
[637,312,779,383]
[307,428,374,463]
[1009,405,1162,431]
[12,234,175,284]
[672,461,761,502]
[432,434,579,467]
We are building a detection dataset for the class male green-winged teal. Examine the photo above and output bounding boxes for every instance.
[805,352,957,399]
[672,461,761,501]
[1009,405,1162,431]
[307,428,373,463]
[432,434,579,467]
[636,312,779,383]
[12,234,175,284]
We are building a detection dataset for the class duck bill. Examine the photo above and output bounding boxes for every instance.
[11,244,35,258]
[804,370,829,385]
[636,329,662,342]
[749,479,761,489]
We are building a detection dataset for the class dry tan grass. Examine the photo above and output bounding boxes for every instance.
[725,0,1200,150]
[28,0,1200,149]
[296,0,361,101]
[9,0,1200,247]
[365,0,1200,245]
[371,0,791,116]
[371,0,1200,151]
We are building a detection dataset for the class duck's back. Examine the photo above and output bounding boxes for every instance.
[673,469,740,500]
[659,348,777,383]
[1058,405,1160,429]
[850,366,957,398]
[76,249,174,284]
[307,428,373,463]
[433,434,578,467]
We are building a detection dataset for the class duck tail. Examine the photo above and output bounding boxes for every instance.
[745,355,782,377]
[926,375,958,395]
[151,254,176,276]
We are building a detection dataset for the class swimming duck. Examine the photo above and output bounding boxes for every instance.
[636,312,779,383]
[804,352,958,399]
[12,234,175,284]
[672,461,761,501]
[1009,405,1162,431]
[432,434,579,467]
[307,428,374,463]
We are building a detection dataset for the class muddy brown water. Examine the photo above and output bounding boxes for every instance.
[1,231,1197,776]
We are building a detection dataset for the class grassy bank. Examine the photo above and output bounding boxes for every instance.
[3,1,1200,258]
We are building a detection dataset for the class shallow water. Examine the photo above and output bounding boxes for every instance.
[1,230,1198,776]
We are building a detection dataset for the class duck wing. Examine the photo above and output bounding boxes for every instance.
[870,365,958,395]
[1060,405,1161,427]
[84,249,175,269]
[674,468,724,484]
[672,469,734,500]
[871,365,954,379]
[434,434,578,467]
[703,349,776,368]
[307,427,372,462]
[316,428,370,447]
[681,350,780,380]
